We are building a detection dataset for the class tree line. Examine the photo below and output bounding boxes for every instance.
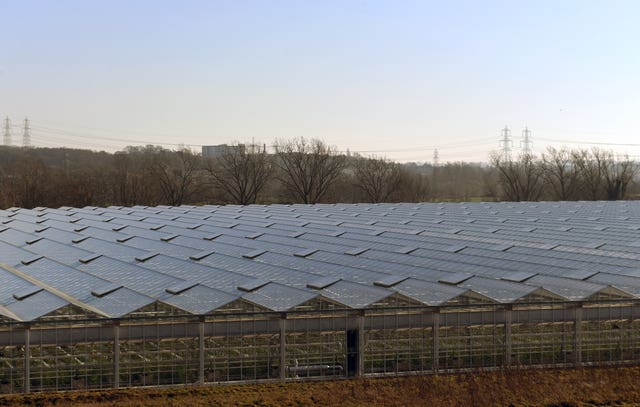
[491,147,638,201]
[0,140,637,209]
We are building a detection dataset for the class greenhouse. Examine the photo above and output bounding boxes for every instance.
[1,201,640,394]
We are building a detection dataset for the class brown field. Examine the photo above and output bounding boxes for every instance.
[2,367,640,406]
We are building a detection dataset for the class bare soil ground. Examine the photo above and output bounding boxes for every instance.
[2,366,640,406]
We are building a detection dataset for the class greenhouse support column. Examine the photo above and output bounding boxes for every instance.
[632,303,636,359]
[199,317,205,384]
[279,314,286,382]
[432,309,440,373]
[357,314,364,377]
[505,306,512,366]
[113,322,120,389]
[574,304,583,366]
[24,325,30,394]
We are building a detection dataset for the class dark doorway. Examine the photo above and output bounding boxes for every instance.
[346,329,359,377]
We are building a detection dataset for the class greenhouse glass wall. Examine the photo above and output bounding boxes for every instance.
[1,202,640,393]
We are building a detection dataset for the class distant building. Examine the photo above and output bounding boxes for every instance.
[202,143,267,157]
[202,144,231,158]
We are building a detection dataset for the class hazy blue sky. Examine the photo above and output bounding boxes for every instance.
[1,0,639,161]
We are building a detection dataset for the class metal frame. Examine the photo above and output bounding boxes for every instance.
[2,300,640,394]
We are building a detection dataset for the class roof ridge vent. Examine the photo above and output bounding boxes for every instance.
[21,255,44,265]
[238,279,269,292]
[345,247,369,256]
[79,254,102,264]
[306,276,340,290]
[490,244,513,252]
[13,286,44,301]
[243,250,267,259]
[395,246,418,254]
[135,252,160,262]
[91,283,123,298]
[294,248,318,258]
[374,275,408,288]
[444,244,467,253]
[189,250,215,261]
[438,273,473,285]
[161,234,179,242]
[165,281,198,295]
[500,272,536,283]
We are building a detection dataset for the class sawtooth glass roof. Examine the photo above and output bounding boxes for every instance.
[1,201,640,321]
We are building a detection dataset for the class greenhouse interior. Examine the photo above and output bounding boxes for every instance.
[1,201,640,394]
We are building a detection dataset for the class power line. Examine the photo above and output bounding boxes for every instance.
[16,119,518,161]
[30,119,189,140]
[339,139,496,155]
[31,119,501,152]
[537,137,640,147]
[31,122,498,154]
[29,135,118,151]
[30,124,202,148]
[20,118,640,160]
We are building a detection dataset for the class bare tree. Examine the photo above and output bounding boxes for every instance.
[274,137,347,204]
[7,155,51,208]
[111,147,160,206]
[435,161,485,201]
[571,148,608,200]
[491,152,544,201]
[0,164,12,208]
[55,167,105,208]
[206,142,272,205]
[352,155,402,203]
[481,167,499,200]
[541,147,580,200]
[148,147,201,206]
[602,153,636,200]
[395,168,430,202]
